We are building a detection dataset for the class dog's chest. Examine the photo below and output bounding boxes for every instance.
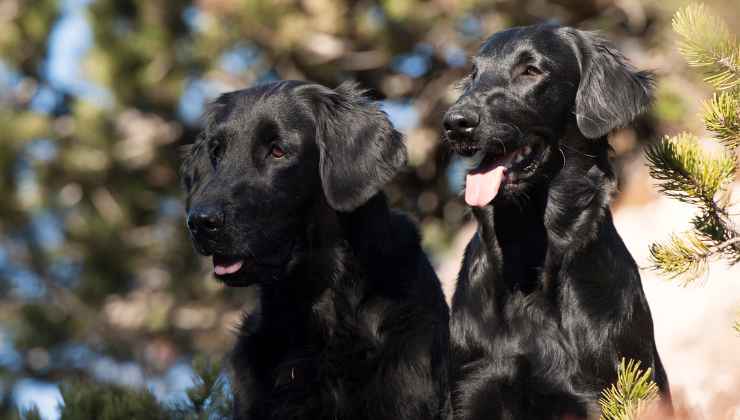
[260,295,391,414]
[323,295,390,376]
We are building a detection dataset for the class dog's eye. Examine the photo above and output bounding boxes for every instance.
[522,65,542,77]
[467,67,478,85]
[209,140,225,168]
[270,144,286,159]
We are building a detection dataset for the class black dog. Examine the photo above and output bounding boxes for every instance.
[442,24,670,419]
[181,81,450,420]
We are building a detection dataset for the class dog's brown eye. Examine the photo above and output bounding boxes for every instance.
[270,144,286,159]
[522,65,542,77]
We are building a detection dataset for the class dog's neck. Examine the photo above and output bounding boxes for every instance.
[259,192,411,330]
[542,124,616,253]
[473,123,616,296]
[254,192,424,392]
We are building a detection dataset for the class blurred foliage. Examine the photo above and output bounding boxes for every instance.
[598,358,660,420]
[0,0,737,417]
[647,3,740,281]
[57,382,168,420]
[54,356,228,420]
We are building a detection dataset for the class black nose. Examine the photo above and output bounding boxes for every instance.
[187,205,224,235]
[443,109,479,137]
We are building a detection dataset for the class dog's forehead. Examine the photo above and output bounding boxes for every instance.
[476,24,568,62]
[205,85,310,139]
[225,86,305,118]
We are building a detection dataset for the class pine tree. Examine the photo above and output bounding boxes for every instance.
[646,3,740,285]
[19,356,232,419]
[169,356,232,420]
[599,359,660,420]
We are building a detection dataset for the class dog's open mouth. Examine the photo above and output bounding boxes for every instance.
[208,239,295,287]
[461,143,543,207]
[212,254,256,286]
[213,254,244,275]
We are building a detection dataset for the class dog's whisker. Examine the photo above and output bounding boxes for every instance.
[495,138,507,155]
[560,143,597,158]
[558,146,566,171]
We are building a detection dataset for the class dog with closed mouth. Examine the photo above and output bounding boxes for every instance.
[442,24,670,419]
[181,81,450,420]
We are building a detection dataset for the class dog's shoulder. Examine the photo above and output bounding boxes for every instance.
[387,208,423,243]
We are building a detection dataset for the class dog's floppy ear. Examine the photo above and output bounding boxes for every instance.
[565,29,654,139]
[296,82,407,211]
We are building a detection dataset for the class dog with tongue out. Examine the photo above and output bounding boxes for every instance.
[213,255,242,276]
[181,80,451,420]
[464,162,505,207]
[442,23,670,420]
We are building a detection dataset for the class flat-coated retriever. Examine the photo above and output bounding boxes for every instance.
[442,24,670,419]
[181,81,450,420]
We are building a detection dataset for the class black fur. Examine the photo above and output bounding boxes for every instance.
[182,81,450,420]
[442,24,670,419]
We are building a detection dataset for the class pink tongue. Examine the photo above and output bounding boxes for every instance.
[214,259,243,275]
[465,166,506,207]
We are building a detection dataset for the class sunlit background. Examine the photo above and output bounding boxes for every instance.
[1,0,738,418]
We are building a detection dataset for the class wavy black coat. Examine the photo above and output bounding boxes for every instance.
[444,25,670,419]
[181,81,450,420]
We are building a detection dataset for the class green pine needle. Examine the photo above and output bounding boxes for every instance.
[645,133,736,208]
[648,2,740,339]
[649,232,711,281]
[183,355,230,416]
[703,91,740,149]
[599,358,660,420]
[169,355,232,419]
[650,2,740,285]
[58,381,168,420]
[673,3,740,90]
[21,407,43,420]
[691,210,731,244]
[52,356,233,419]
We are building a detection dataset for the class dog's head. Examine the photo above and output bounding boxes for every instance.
[181,81,405,286]
[443,24,653,207]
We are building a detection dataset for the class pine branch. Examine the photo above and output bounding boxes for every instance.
[183,356,231,418]
[649,3,740,284]
[167,356,232,420]
[703,91,740,149]
[58,381,168,420]
[712,236,740,260]
[44,356,233,419]
[673,3,740,90]
[599,358,660,420]
[649,232,711,281]
[650,1,740,339]
[690,208,740,250]
[20,407,42,420]
[645,133,736,209]
[650,231,740,280]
